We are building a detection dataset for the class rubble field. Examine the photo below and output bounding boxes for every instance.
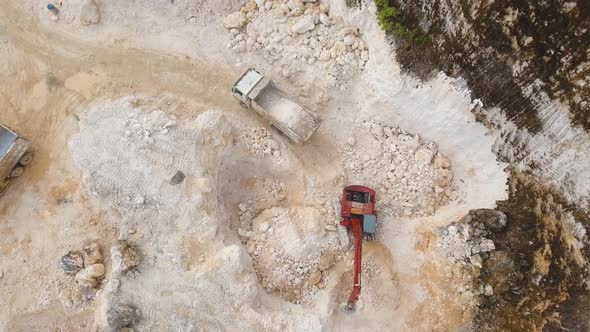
[0,0,585,331]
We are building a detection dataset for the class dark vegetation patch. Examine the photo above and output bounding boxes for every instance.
[375,0,431,48]
[375,0,590,133]
[368,1,590,328]
[476,170,589,331]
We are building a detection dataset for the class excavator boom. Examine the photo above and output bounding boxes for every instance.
[346,217,363,310]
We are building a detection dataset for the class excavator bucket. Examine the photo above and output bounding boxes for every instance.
[342,301,356,312]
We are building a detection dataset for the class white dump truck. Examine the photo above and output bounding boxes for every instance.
[232,68,320,143]
[0,124,32,195]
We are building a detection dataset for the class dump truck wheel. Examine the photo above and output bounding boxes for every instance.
[10,166,24,178]
[18,152,33,166]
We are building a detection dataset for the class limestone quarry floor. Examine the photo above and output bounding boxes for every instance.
[0,1,510,331]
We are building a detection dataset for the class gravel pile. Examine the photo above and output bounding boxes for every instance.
[235,179,341,304]
[238,127,282,161]
[341,120,457,218]
[224,0,369,89]
[438,209,508,298]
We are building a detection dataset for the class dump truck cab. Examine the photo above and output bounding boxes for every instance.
[0,124,32,195]
[232,68,320,143]
[232,68,264,107]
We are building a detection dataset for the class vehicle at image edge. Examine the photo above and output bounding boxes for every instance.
[0,124,32,195]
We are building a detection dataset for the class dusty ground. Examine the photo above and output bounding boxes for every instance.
[0,2,243,329]
[0,0,525,331]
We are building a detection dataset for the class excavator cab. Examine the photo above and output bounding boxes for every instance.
[341,186,377,240]
[347,190,369,203]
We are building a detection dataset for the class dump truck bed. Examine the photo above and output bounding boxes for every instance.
[251,81,319,143]
[233,69,320,143]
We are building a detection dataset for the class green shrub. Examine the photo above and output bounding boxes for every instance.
[376,2,398,32]
[375,0,390,9]
[377,8,398,32]
[375,0,431,47]
[414,34,432,47]
[393,22,407,38]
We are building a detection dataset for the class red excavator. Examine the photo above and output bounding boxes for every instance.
[340,185,377,311]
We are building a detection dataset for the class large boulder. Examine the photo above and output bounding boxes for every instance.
[287,0,303,10]
[319,13,331,26]
[486,250,516,294]
[75,263,105,288]
[319,251,336,271]
[291,15,316,34]
[307,269,322,285]
[61,251,84,275]
[111,241,141,276]
[83,242,103,265]
[80,0,100,26]
[434,154,451,168]
[223,12,247,29]
[94,278,142,332]
[469,209,508,232]
[414,148,434,163]
[106,301,142,331]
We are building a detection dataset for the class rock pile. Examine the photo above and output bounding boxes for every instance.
[438,209,507,298]
[60,240,142,293]
[237,177,286,231]
[301,175,343,235]
[60,241,141,329]
[341,120,457,218]
[238,127,282,160]
[224,0,369,89]
[240,207,340,303]
[61,241,105,289]
[223,11,247,29]
[121,108,177,146]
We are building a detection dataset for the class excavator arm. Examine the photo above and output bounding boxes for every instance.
[345,217,363,310]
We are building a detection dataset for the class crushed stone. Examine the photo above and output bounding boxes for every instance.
[225,0,369,89]
[340,120,457,219]
[238,127,282,161]
[438,209,507,301]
